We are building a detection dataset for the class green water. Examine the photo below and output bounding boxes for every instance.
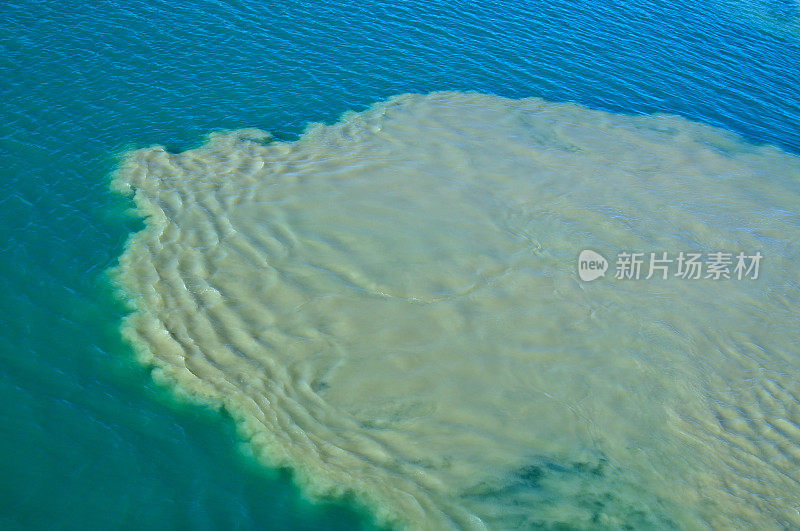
[0,51,377,531]
[0,165,376,529]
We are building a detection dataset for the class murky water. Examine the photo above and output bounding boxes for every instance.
[115,92,800,528]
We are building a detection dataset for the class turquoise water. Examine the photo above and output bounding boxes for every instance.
[2,0,799,529]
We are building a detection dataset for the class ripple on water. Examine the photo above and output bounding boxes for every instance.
[114,91,800,529]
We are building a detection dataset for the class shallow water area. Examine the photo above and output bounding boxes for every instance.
[115,91,800,529]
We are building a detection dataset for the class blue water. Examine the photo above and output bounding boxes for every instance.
[1,0,798,528]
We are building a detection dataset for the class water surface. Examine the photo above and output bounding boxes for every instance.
[115,92,800,528]
[2,0,799,528]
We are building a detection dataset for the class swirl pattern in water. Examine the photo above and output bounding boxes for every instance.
[113,91,800,528]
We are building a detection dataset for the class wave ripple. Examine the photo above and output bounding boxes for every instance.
[114,92,800,528]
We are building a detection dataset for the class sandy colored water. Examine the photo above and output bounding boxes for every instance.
[113,91,800,529]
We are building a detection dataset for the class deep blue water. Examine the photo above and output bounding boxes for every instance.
[1,0,799,528]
